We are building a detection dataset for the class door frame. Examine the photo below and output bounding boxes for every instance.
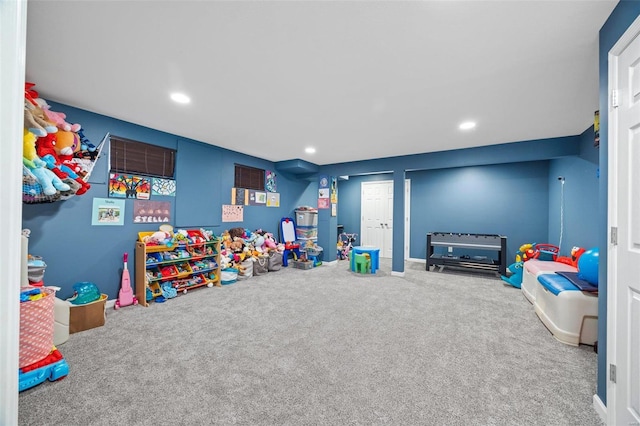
[359,179,410,260]
[606,14,640,426]
[0,0,28,423]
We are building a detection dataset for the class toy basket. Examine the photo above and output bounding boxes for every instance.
[19,287,55,368]
[22,166,61,204]
[221,268,238,285]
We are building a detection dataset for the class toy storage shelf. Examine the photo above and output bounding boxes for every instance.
[426,232,507,276]
[135,232,221,307]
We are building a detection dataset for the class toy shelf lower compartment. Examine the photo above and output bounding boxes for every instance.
[173,272,219,291]
[426,232,507,276]
[427,254,499,271]
[147,270,219,298]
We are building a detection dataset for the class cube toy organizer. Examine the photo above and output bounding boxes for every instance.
[534,273,598,346]
[522,260,577,304]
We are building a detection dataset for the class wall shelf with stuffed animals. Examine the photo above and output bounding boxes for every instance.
[23,82,104,204]
[134,228,221,307]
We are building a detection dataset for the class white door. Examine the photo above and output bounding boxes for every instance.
[361,181,393,257]
[607,16,640,426]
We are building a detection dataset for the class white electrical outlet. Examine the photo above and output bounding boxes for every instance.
[448,246,453,253]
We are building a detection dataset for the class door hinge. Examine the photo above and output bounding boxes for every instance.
[611,226,618,245]
[611,89,619,108]
[610,364,617,383]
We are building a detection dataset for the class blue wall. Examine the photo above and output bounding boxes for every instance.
[336,162,553,263]
[408,162,550,261]
[335,136,601,265]
[23,102,314,301]
[596,0,640,406]
[547,126,599,256]
[319,136,582,269]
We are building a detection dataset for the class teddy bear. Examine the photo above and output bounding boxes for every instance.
[228,227,246,240]
[23,129,71,196]
[23,83,57,137]
[24,102,57,137]
[35,98,81,132]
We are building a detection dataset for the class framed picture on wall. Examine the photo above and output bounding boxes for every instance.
[594,110,600,147]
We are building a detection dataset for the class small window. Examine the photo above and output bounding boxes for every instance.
[234,164,264,190]
[110,135,176,178]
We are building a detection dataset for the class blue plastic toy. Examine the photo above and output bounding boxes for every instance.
[67,282,100,305]
[501,261,524,288]
[19,357,69,392]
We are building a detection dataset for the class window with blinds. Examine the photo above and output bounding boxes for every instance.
[234,164,265,190]
[109,136,176,178]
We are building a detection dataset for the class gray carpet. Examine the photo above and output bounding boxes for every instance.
[19,259,602,426]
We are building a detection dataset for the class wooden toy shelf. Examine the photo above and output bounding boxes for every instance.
[135,232,221,307]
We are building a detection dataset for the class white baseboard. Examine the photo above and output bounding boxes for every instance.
[105,299,116,310]
[391,271,405,277]
[408,257,426,263]
[321,260,338,267]
[593,393,607,424]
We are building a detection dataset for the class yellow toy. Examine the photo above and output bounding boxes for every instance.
[23,129,71,196]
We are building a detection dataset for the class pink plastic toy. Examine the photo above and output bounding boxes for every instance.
[115,253,138,309]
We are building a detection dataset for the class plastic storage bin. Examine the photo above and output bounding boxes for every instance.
[295,208,318,242]
[295,208,318,227]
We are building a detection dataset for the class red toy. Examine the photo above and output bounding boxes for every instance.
[556,246,586,267]
[115,253,138,309]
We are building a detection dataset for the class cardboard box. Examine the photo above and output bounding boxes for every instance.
[69,294,107,334]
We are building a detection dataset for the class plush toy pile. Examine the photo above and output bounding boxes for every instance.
[22,82,100,203]
[219,227,284,272]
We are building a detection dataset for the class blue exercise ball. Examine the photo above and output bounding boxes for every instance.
[578,247,599,285]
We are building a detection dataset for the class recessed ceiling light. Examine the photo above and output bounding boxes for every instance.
[305,147,316,154]
[459,121,476,130]
[170,92,191,104]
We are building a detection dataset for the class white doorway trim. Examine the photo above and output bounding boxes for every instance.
[0,0,28,423]
[404,179,411,260]
[604,14,640,426]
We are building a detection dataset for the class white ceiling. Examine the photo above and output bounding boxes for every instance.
[25,1,617,166]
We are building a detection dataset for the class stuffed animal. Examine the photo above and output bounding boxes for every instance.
[200,228,214,241]
[24,103,57,137]
[142,231,172,246]
[253,234,265,253]
[23,129,71,196]
[35,98,81,132]
[74,128,99,161]
[263,232,277,251]
[230,238,244,253]
[556,246,586,267]
[36,133,90,195]
[23,83,57,136]
[228,227,245,240]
